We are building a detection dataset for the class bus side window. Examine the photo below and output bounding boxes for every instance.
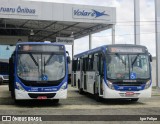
[91,54,94,70]
[88,54,94,71]
[86,57,89,71]
[83,58,86,71]
[72,60,77,71]
[77,58,80,71]
[93,54,98,71]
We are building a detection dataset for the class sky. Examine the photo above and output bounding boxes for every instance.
[0,0,156,59]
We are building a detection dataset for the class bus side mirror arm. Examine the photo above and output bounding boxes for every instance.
[66,51,69,56]
[149,53,152,62]
[67,56,71,64]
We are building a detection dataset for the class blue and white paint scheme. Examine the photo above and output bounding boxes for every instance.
[73,8,111,20]
[72,44,152,101]
[9,42,69,100]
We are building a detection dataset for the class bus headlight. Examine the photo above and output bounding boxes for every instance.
[144,80,151,89]
[60,82,67,90]
[107,80,114,90]
[16,82,25,91]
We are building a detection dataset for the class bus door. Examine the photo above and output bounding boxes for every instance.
[83,58,87,90]
[80,58,84,89]
[72,59,77,87]
[98,54,103,96]
[94,53,103,96]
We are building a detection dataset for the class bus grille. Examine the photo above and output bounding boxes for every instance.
[3,75,9,79]
[28,93,56,98]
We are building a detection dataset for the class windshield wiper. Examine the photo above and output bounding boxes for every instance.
[131,54,140,69]
[29,53,39,67]
[43,57,46,73]
[45,53,54,66]
[115,53,126,66]
[132,54,140,65]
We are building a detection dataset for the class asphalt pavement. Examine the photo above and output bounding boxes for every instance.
[0,84,160,124]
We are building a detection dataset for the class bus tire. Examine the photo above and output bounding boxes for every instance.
[78,80,83,94]
[11,88,15,99]
[14,100,19,104]
[14,99,22,105]
[53,99,59,104]
[79,88,83,94]
[8,79,12,91]
[78,79,80,89]
[9,83,11,91]
[94,83,101,102]
[0,78,3,85]
[131,98,139,102]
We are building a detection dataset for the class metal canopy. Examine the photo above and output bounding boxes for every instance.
[0,0,116,44]
[0,18,111,42]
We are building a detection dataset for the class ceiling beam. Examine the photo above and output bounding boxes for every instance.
[38,22,79,41]
[33,21,57,35]
[19,20,30,28]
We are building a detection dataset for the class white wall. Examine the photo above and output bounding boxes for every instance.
[0,36,28,45]
[0,0,116,24]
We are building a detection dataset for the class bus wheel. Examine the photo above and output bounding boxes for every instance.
[53,99,59,104]
[14,100,20,104]
[8,83,11,91]
[79,88,83,94]
[78,80,83,94]
[11,88,15,99]
[131,98,139,102]
[0,78,3,85]
[94,83,101,102]
[78,79,80,89]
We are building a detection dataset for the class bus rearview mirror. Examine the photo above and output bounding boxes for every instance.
[66,51,69,56]
[67,56,71,63]
[149,54,152,62]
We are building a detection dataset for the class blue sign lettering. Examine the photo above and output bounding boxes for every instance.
[0,7,15,13]
[0,6,36,15]
[17,6,35,14]
[73,8,109,18]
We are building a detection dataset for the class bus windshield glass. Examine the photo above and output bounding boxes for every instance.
[106,54,150,80]
[17,45,65,81]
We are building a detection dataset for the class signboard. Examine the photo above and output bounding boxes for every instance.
[0,5,37,16]
[56,37,74,45]
[73,7,110,20]
[17,44,64,52]
[109,47,144,53]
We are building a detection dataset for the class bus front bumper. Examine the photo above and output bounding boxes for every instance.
[103,84,152,99]
[15,89,67,100]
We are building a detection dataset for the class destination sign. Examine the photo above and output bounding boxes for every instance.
[17,44,64,52]
[109,47,145,53]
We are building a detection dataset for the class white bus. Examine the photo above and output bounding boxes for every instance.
[9,42,70,103]
[72,44,152,102]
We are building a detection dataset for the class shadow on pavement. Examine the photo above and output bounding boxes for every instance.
[14,99,62,107]
[73,90,146,105]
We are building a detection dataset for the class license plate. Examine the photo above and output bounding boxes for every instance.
[125,92,135,96]
[37,96,47,100]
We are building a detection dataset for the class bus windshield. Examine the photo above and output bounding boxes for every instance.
[106,54,150,80]
[17,53,65,81]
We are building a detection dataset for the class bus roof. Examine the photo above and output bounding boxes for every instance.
[74,45,106,58]
[16,42,65,46]
[74,44,148,59]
